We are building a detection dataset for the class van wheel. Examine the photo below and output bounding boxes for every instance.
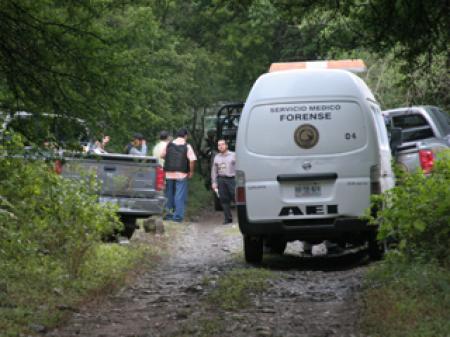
[265,237,287,255]
[120,215,137,239]
[244,235,263,264]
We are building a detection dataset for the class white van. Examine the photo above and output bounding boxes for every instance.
[235,66,394,263]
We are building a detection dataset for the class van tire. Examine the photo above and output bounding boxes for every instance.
[244,235,263,264]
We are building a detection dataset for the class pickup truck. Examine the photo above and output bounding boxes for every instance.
[383,106,450,173]
[1,112,166,238]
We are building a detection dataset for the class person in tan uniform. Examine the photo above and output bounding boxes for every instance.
[211,139,236,224]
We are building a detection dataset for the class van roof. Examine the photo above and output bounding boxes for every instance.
[247,69,375,103]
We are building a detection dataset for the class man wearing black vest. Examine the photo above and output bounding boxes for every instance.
[161,128,197,222]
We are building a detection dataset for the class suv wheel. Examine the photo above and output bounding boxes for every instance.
[120,215,137,239]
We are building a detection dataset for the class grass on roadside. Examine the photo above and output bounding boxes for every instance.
[178,317,224,337]
[175,267,276,336]
[361,255,450,337]
[206,268,277,311]
[186,175,212,220]
[0,241,160,337]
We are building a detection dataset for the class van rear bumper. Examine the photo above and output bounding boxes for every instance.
[237,205,374,241]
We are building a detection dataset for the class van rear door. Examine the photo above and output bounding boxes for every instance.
[242,100,374,221]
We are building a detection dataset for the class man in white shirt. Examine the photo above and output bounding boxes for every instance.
[152,130,170,166]
[125,133,147,156]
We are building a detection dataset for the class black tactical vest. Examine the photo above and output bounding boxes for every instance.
[163,142,189,173]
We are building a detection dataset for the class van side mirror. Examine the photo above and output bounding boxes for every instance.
[389,127,402,155]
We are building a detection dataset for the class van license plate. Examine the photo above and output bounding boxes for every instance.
[295,184,321,197]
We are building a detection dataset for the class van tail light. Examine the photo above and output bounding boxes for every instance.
[236,187,246,204]
[155,166,165,191]
[235,170,246,204]
[419,149,434,173]
[54,160,63,175]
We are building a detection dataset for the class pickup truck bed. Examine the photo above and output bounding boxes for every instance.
[1,112,166,238]
[383,106,450,172]
[61,152,166,237]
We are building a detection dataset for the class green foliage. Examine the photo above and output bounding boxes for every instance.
[367,150,450,265]
[277,1,449,110]
[186,174,212,219]
[76,243,155,294]
[0,138,122,278]
[207,268,275,310]
[0,135,163,336]
[1,0,448,145]
[362,256,450,337]
[0,135,118,333]
[193,318,224,337]
[0,1,224,146]
[153,0,281,100]
[367,50,449,110]
[280,0,448,63]
[0,243,152,337]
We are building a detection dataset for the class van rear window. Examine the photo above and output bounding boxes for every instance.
[245,102,368,156]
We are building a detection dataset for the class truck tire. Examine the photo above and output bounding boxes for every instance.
[244,235,263,264]
[265,237,287,255]
[120,215,137,239]
[368,237,384,261]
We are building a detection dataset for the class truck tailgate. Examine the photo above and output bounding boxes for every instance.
[61,153,159,198]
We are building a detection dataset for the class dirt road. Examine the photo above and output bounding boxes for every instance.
[47,211,368,337]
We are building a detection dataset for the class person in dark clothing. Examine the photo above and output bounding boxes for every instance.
[124,132,147,155]
[211,139,236,224]
[161,128,197,222]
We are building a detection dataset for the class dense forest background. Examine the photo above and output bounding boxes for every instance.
[0,0,448,148]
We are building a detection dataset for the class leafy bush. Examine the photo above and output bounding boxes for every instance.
[0,134,122,280]
[368,150,450,265]
[0,134,141,336]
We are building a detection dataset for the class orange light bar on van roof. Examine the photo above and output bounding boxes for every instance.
[269,59,367,73]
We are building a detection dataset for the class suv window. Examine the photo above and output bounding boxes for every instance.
[392,114,434,142]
